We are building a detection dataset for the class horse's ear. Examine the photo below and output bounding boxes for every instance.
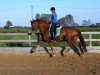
[30,20,32,22]
[30,20,33,25]
[30,19,34,22]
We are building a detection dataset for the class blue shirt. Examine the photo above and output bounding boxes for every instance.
[51,12,57,24]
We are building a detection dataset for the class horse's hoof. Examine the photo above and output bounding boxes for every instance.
[65,49,70,53]
[52,52,55,57]
[30,50,35,54]
[79,54,85,59]
[78,53,85,59]
[49,54,53,57]
[51,40,56,42]
[85,50,88,53]
[52,54,55,57]
[60,51,64,56]
[77,53,82,57]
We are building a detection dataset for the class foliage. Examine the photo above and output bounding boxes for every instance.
[40,14,51,22]
[76,26,100,32]
[0,27,31,33]
[35,14,40,20]
[57,14,78,27]
[82,19,91,26]
[4,20,13,29]
[35,14,51,23]
[57,17,65,26]
[65,14,75,26]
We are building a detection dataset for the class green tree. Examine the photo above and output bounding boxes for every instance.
[4,20,13,29]
[65,14,75,26]
[57,14,75,26]
[57,17,66,26]
[35,14,40,20]
[35,14,51,23]
[40,14,51,23]
[82,19,91,26]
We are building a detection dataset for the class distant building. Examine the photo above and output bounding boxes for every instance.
[96,23,100,26]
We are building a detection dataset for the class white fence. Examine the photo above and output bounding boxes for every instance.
[0,32,100,49]
[0,32,36,46]
[81,32,100,47]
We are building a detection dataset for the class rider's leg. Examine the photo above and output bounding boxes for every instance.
[50,23,57,40]
[50,25,54,40]
[54,25,57,38]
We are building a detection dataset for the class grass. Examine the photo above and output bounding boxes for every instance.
[76,26,100,32]
[0,27,32,33]
[0,35,37,40]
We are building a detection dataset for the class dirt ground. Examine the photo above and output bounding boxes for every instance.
[0,51,100,75]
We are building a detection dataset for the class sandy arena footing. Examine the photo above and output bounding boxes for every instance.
[0,49,100,75]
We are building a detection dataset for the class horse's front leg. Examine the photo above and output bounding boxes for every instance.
[48,42,55,56]
[30,41,43,53]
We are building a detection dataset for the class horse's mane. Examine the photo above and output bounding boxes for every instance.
[32,20,48,25]
[32,19,50,34]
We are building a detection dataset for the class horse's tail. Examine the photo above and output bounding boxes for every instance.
[77,29,87,52]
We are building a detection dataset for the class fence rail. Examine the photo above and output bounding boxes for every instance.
[82,32,100,47]
[0,40,37,43]
[0,33,35,35]
[0,32,100,47]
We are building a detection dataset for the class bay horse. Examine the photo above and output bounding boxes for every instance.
[30,20,87,56]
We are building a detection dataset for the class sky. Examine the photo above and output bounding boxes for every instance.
[0,0,100,27]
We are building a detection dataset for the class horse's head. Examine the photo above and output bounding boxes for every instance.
[30,20,50,34]
[30,20,39,32]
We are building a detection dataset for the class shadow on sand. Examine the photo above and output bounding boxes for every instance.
[30,46,71,57]
[30,46,53,57]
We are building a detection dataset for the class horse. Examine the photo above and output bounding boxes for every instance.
[30,20,87,56]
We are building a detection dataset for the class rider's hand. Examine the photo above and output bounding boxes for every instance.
[49,22,51,24]
[56,25,60,28]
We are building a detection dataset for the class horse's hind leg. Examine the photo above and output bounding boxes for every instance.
[73,44,81,56]
[60,42,66,56]
[68,41,81,56]
[78,42,85,54]
[60,42,70,56]
[74,40,84,55]
[74,35,85,55]
[71,35,85,56]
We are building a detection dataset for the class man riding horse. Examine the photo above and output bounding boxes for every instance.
[49,7,57,40]
[30,7,87,57]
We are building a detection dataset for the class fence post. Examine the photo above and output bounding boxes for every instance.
[28,31,32,46]
[89,34,92,47]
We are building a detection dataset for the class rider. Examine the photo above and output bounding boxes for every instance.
[49,7,57,40]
